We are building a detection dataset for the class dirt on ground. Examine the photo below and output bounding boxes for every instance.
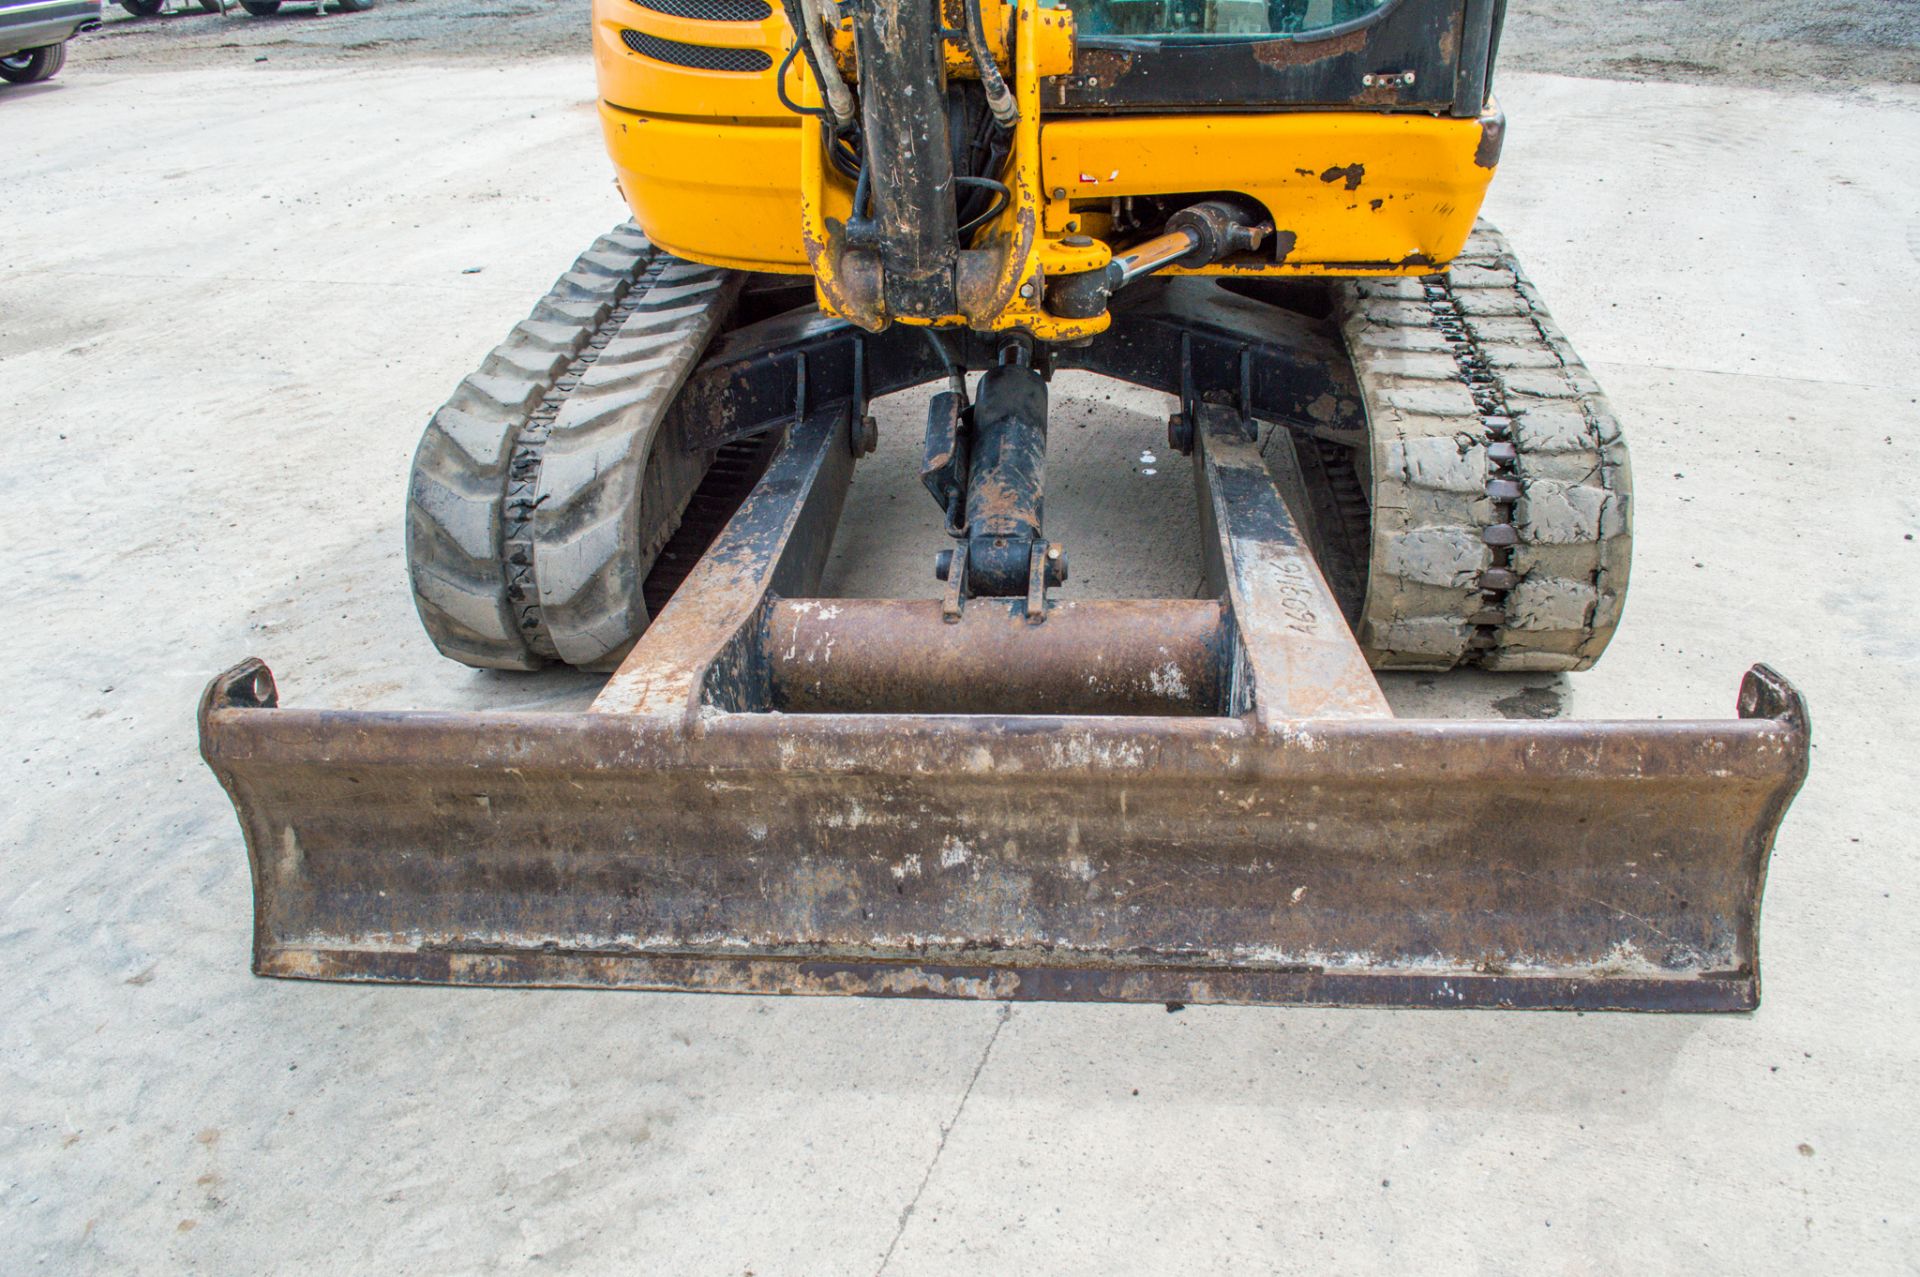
[73,0,1920,88]
[1508,0,1919,89]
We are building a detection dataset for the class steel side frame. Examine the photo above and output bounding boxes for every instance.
[672,279,1366,458]
[201,406,1808,1011]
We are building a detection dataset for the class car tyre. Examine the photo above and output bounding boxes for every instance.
[0,43,67,83]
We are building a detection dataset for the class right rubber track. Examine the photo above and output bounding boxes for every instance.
[1336,222,1634,672]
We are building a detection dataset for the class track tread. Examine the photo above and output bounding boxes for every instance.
[531,260,742,669]
[1335,221,1632,672]
[405,224,662,670]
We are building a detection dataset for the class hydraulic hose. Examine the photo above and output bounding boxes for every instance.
[798,0,857,125]
[960,0,1019,127]
[777,0,855,127]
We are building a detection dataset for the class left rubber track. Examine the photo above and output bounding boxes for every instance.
[405,222,740,670]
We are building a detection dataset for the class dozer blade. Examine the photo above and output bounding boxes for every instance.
[201,408,1808,1011]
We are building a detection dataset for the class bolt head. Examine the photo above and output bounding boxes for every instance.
[851,413,879,457]
[1166,412,1194,455]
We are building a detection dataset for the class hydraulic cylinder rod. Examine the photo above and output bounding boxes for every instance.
[1111,226,1205,285]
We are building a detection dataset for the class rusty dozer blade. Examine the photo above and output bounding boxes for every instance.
[201,407,1808,1011]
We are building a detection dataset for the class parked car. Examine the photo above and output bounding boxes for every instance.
[117,1,223,13]
[0,0,100,84]
[116,0,372,12]
[234,0,376,12]
[232,1,376,11]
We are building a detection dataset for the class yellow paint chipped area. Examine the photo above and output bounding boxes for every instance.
[1041,108,1501,275]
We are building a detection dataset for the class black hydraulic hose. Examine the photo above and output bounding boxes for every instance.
[959,0,1019,127]
[852,153,875,222]
[830,130,864,180]
[924,328,961,379]
[774,0,850,127]
[954,175,1010,239]
[923,329,968,402]
[923,329,969,536]
[774,37,828,121]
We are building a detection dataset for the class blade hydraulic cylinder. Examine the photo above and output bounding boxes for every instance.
[960,362,1048,596]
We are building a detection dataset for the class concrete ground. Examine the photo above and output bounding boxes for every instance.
[3,5,1919,1274]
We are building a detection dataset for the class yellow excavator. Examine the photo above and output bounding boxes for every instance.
[199,0,1809,1010]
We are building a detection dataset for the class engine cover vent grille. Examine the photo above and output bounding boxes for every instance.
[619,28,773,72]
[626,0,773,22]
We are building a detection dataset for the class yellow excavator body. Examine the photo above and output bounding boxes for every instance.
[594,0,1500,337]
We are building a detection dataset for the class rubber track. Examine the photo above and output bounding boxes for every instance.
[531,258,743,670]
[1334,222,1633,672]
[407,221,658,670]
[406,224,742,671]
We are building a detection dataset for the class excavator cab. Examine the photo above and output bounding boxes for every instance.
[199,0,1808,1009]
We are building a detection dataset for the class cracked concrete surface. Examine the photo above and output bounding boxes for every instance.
[875,1007,1011,1276]
[3,8,1919,1275]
